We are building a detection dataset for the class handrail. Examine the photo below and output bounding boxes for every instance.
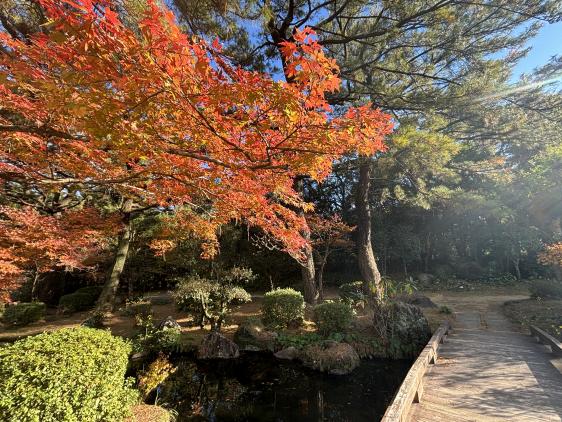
[530,325,562,356]
[381,320,451,422]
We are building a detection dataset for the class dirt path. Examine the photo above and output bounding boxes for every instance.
[409,292,562,422]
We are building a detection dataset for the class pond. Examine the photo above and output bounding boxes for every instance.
[156,353,411,422]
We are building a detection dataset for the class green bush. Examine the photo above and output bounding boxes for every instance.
[174,269,252,331]
[262,288,304,329]
[529,279,562,299]
[134,315,181,355]
[122,299,153,318]
[314,301,354,335]
[0,327,137,422]
[2,302,46,326]
[81,310,106,328]
[58,285,102,314]
[338,281,365,306]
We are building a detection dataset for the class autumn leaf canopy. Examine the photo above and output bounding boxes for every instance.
[0,0,392,258]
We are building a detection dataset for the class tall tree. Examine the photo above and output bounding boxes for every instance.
[0,0,391,306]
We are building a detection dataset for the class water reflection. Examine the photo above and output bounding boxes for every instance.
[158,353,411,422]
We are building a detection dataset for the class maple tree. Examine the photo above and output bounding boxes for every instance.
[0,0,392,305]
[538,243,562,279]
[0,207,114,301]
[309,214,354,300]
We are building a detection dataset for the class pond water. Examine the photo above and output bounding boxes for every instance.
[157,353,411,422]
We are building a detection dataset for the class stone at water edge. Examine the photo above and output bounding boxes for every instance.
[274,346,299,360]
[301,341,360,375]
[157,316,181,331]
[197,331,240,359]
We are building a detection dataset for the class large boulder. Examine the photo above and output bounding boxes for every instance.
[234,318,278,352]
[197,332,240,359]
[374,301,431,359]
[301,341,360,375]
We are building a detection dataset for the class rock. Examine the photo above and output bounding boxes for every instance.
[234,319,278,352]
[416,273,434,284]
[157,316,181,331]
[373,301,431,359]
[131,351,148,361]
[301,341,360,375]
[197,331,240,359]
[274,346,299,360]
[394,292,437,308]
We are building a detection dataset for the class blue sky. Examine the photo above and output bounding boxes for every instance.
[513,21,562,77]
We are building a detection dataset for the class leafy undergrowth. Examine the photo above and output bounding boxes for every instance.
[503,299,562,341]
[422,277,531,294]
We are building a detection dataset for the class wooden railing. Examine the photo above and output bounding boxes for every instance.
[381,320,451,422]
[530,325,562,357]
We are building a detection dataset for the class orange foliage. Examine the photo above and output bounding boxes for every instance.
[0,0,392,260]
[538,243,562,269]
[0,207,116,301]
[309,214,355,250]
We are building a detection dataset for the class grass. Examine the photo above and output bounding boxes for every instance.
[503,298,562,341]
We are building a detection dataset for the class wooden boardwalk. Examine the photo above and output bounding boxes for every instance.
[408,299,562,422]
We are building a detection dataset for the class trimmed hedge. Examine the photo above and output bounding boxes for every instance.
[2,302,46,326]
[314,301,354,335]
[262,288,304,329]
[58,285,103,313]
[0,327,137,421]
[529,279,562,299]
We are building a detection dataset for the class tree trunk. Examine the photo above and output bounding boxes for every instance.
[315,248,329,301]
[30,266,41,301]
[301,243,318,305]
[356,156,383,300]
[424,232,431,273]
[512,257,521,281]
[97,199,133,311]
[294,178,318,305]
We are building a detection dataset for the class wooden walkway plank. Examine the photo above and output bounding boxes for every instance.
[406,305,562,422]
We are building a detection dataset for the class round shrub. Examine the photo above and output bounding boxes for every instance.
[529,279,562,299]
[58,286,102,313]
[338,281,366,306]
[0,327,138,422]
[2,302,46,326]
[314,301,354,335]
[262,288,304,329]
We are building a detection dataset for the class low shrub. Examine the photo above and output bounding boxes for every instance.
[134,315,181,355]
[276,331,344,350]
[81,310,106,328]
[58,285,102,314]
[314,301,354,335]
[2,302,45,326]
[338,281,366,306]
[439,305,453,314]
[373,301,431,359]
[529,279,562,299]
[174,268,253,331]
[262,288,305,329]
[0,327,137,421]
[123,299,153,318]
[137,354,177,400]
